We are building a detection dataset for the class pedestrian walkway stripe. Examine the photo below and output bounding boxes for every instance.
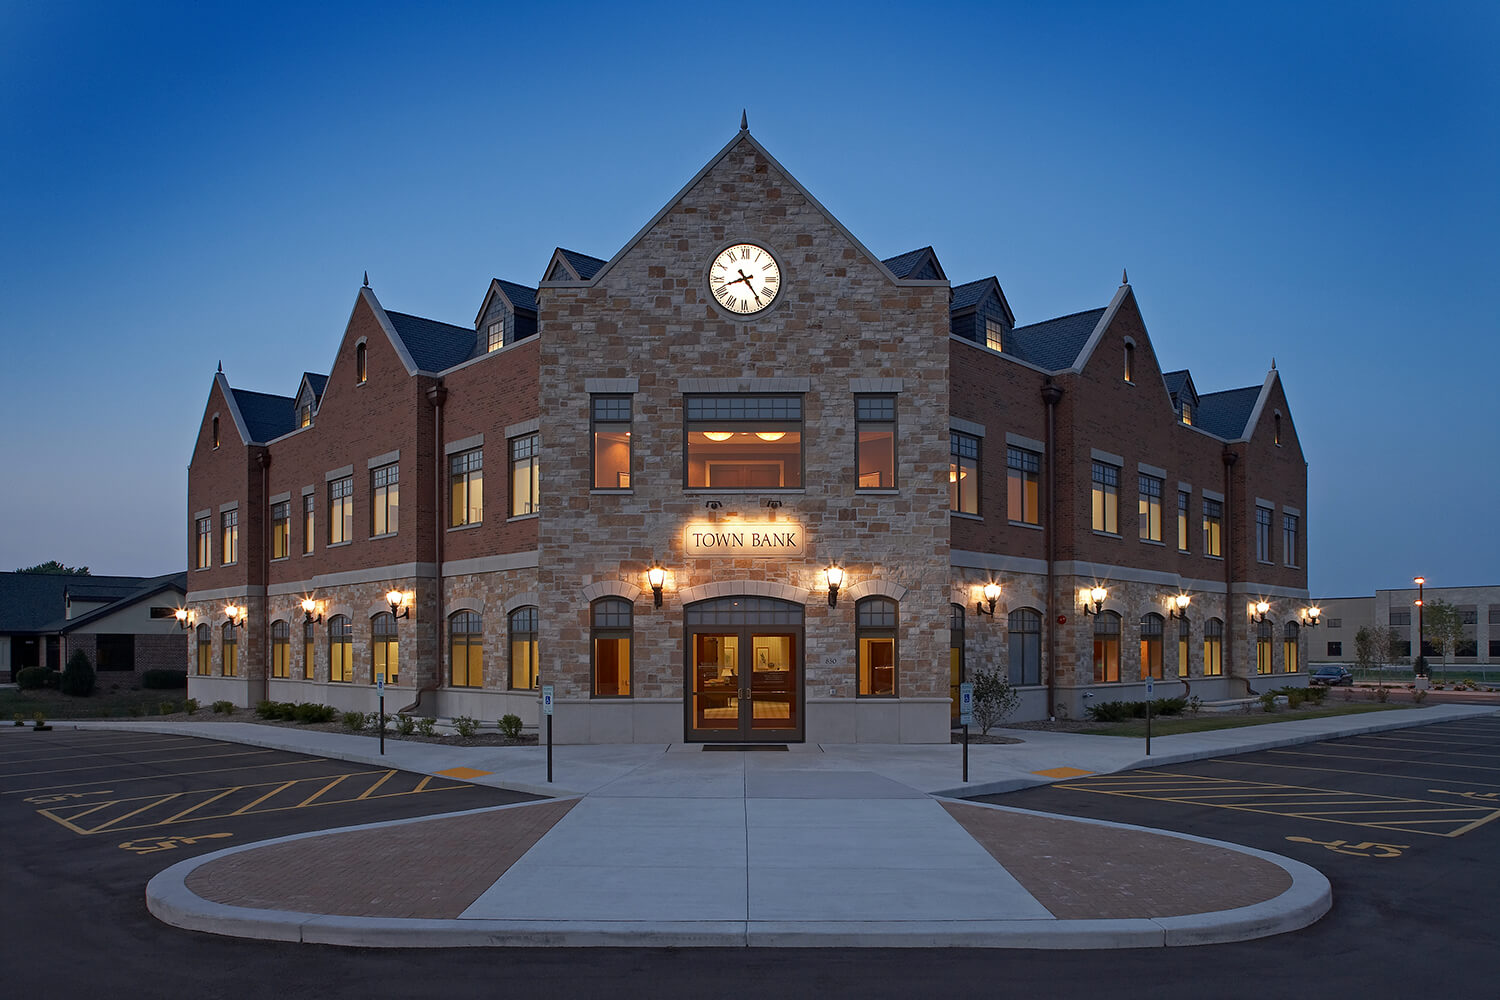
[1057,769,1500,838]
[34,768,474,836]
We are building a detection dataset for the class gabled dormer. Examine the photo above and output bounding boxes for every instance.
[293,372,326,429]
[473,278,540,355]
[542,247,607,283]
[881,246,947,282]
[1163,369,1200,426]
[949,276,1016,351]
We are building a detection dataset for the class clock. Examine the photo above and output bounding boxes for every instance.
[709,242,781,315]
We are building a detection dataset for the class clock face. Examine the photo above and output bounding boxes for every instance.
[709,243,781,315]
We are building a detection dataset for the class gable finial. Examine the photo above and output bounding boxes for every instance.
[740,109,748,132]
[1121,268,1129,285]
[363,270,369,288]
[1271,357,1276,370]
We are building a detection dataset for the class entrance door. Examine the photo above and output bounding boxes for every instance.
[686,597,804,742]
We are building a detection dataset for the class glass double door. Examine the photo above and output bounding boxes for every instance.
[690,630,800,741]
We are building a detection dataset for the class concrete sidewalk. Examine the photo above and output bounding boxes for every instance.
[103,704,1494,948]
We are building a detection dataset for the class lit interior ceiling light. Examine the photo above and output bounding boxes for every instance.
[755,432,786,442]
[703,431,734,442]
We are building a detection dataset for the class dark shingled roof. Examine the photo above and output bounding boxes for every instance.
[560,249,605,279]
[45,572,187,633]
[385,311,479,373]
[496,279,537,313]
[1006,308,1107,372]
[303,372,328,400]
[1196,385,1262,440]
[0,572,175,632]
[881,248,930,278]
[1163,370,1190,400]
[951,279,994,311]
[231,388,297,442]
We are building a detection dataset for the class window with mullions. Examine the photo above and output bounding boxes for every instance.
[1139,475,1163,542]
[1093,611,1121,682]
[1204,498,1223,556]
[985,318,1004,352]
[856,395,896,489]
[591,598,632,697]
[950,432,979,514]
[303,619,315,680]
[1180,401,1193,425]
[1177,616,1190,677]
[271,501,290,559]
[221,623,238,677]
[1007,608,1041,686]
[329,477,353,545]
[685,396,803,489]
[592,396,632,490]
[372,612,398,684]
[195,516,212,569]
[1256,619,1273,675]
[1203,619,1223,675]
[221,509,239,565]
[1284,514,1299,567]
[372,464,398,536]
[487,320,504,353]
[1283,621,1300,673]
[450,449,483,526]
[1007,448,1040,525]
[1140,613,1164,679]
[1256,506,1273,562]
[510,434,540,515]
[1177,491,1191,551]
[271,620,289,678]
[856,597,898,697]
[450,612,483,687]
[509,606,539,690]
[1091,462,1119,534]
[303,494,315,554]
[329,616,352,682]
[195,623,211,676]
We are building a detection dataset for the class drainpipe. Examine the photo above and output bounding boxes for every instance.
[402,381,446,715]
[258,450,272,705]
[1223,447,1245,695]
[1041,378,1064,720]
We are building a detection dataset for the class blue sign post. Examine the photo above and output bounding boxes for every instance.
[1144,676,1154,756]
[542,685,554,783]
[959,682,974,782]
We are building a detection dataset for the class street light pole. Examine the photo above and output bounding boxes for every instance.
[1413,576,1425,673]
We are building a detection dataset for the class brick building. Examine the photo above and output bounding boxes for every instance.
[184,126,1310,743]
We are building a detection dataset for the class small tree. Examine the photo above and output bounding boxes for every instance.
[61,649,96,697]
[15,560,90,575]
[1423,599,1464,682]
[1354,625,1390,689]
[969,666,1020,735]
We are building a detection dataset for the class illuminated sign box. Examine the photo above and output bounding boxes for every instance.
[684,522,805,558]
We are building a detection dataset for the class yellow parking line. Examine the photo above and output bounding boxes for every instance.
[1202,758,1500,789]
[413,776,432,792]
[90,793,183,832]
[160,787,240,824]
[230,780,298,815]
[2,757,329,796]
[0,738,210,763]
[296,774,350,807]
[2,749,275,779]
[355,770,397,800]
[1268,749,1500,773]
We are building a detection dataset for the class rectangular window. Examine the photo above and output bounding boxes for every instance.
[856,395,896,489]
[328,476,353,544]
[271,501,290,560]
[1256,506,1273,562]
[450,448,483,526]
[1007,447,1040,525]
[1283,514,1299,567]
[195,517,212,569]
[302,494,315,554]
[487,320,504,353]
[950,432,980,514]
[1389,609,1411,627]
[1177,491,1190,551]
[1138,474,1163,542]
[509,607,539,690]
[220,510,239,565]
[371,464,399,536]
[1490,640,1500,658]
[1091,462,1119,534]
[686,395,803,489]
[985,317,1004,352]
[298,402,312,428]
[1180,401,1192,426]
[1327,641,1342,657]
[1203,498,1223,557]
[1328,618,1342,629]
[592,395,632,490]
[510,433,540,516]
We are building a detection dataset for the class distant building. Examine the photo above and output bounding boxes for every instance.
[0,572,187,681]
[1312,584,1500,668]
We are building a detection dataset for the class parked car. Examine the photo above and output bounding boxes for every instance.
[1310,665,1354,686]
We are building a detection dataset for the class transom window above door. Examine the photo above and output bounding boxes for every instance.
[685,395,802,490]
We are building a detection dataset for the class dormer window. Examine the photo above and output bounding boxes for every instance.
[356,342,367,384]
[1180,401,1193,426]
[298,399,312,428]
[984,318,1004,352]
[487,321,504,353]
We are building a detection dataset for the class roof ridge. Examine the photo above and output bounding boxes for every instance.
[1012,306,1106,330]
[384,310,473,333]
[231,387,296,403]
[1197,384,1260,399]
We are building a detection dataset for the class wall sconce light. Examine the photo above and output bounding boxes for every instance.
[825,564,844,608]
[301,597,323,625]
[1168,594,1191,620]
[1300,606,1321,628]
[1250,600,1270,623]
[704,500,723,510]
[223,604,245,628]
[386,589,409,620]
[976,582,1001,617]
[647,564,667,608]
[1081,586,1108,616]
[174,608,191,630]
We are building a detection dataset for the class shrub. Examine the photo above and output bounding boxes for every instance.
[1085,700,1135,723]
[16,666,51,690]
[1259,691,1279,713]
[184,698,200,715]
[255,700,277,719]
[142,669,189,690]
[498,713,524,739]
[33,711,46,725]
[453,715,479,738]
[14,712,25,726]
[1188,695,1204,715]
[158,700,178,715]
[294,702,335,724]
[342,710,367,732]
[1374,686,1390,703]
[969,666,1021,735]
[395,714,416,736]
[1152,697,1188,716]
[416,717,437,737]
[60,650,96,696]
[1413,688,1428,704]
[211,700,235,714]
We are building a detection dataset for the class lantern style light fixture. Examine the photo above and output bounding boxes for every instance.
[386,589,409,620]
[223,604,245,628]
[1168,593,1191,619]
[301,597,323,625]
[825,564,844,608]
[976,582,1001,617]
[1082,586,1108,616]
[647,564,667,608]
[174,608,191,630]
[1300,605,1321,628]
[1250,600,1270,623]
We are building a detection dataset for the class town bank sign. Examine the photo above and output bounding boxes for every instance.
[683,522,805,558]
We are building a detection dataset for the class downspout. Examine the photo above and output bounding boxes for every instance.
[1041,378,1064,721]
[258,450,272,704]
[401,381,446,715]
[1223,447,1246,695]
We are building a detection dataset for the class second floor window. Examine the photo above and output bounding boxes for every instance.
[511,434,540,515]
[1284,514,1299,567]
[1091,462,1119,534]
[302,494,315,554]
[1180,401,1193,425]
[1177,491,1190,551]
[450,449,483,526]
[329,476,353,544]
[195,517,211,569]
[1138,474,1163,542]
[686,395,802,489]
[1256,506,1273,562]
[856,395,896,489]
[372,464,398,536]
[221,510,239,565]
[1204,498,1223,557]
[950,432,979,514]
[592,396,632,490]
[271,501,290,559]
[1007,448,1040,525]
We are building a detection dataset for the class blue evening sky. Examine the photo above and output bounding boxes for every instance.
[2,1,1495,598]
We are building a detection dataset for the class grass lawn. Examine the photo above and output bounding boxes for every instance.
[0,685,184,722]
[1080,702,1412,738]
